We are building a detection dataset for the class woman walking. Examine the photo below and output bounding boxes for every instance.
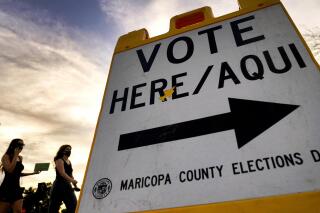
[49,145,78,213]
[0,138,40,213]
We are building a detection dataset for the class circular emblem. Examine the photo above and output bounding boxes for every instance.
[92,178,112,199]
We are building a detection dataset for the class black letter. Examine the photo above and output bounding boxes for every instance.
[218,62,241,88]
[135,178,141,189]
[179,171,186,183]
[289,43,307,68]
[120,180,128,191]
[255,159,264,171]
[172,72,189,99]
[165,174,172,185]
[150,79,167,105]
[263,46,292,74]
[167,36,194,64]
[293,152,304,165]
[230,15,265,47]
[311,150,320,162]
[198,25,222,54]
[193,65,213,95]
[232,163,240,175]
[145,176,150,187]
[137,43,161,72]
[110,88,129,114]
[241,55,264,80]
[158,174,164,185]
[130,83,146,110]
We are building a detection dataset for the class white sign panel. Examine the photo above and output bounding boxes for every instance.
[78,4,320,213]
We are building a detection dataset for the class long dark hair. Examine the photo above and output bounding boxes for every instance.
[54,145,71,161]
[4,138,24,162]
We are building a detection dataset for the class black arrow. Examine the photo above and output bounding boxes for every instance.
[118,98,299,151]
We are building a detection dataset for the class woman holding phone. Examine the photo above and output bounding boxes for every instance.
[0,138,40,213]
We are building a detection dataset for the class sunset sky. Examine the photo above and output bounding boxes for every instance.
[0,0,319,189]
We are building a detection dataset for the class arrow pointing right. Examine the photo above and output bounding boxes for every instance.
[229,98,299,148]
[118,98,299,151]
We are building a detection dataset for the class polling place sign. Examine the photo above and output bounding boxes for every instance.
[77,1,320,212]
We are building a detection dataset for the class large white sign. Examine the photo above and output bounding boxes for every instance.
[78,4,320,213]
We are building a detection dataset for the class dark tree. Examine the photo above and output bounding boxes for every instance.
[23,182,52,213]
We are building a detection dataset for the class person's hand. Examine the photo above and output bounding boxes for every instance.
[71,179,78,185]
[14,148,21,156]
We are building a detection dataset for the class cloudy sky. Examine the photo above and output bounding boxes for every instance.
[0,0,319,189]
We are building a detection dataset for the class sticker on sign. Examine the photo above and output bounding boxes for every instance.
[78,3,320,213]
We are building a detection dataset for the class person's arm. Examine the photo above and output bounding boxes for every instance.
[56,159,77,185]
[16,155,37,176]
[21,171,40,177]
[69,164,79,189]
[1,149,20,173]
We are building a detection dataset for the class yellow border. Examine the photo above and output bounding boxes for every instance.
[75,56,116,212]
[140,191,320,213]
[76,0,320,212]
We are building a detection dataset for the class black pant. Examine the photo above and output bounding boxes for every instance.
[48,180,77,213]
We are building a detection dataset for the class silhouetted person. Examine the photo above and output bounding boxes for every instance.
[0,138,40,213]
[48,145,77,213]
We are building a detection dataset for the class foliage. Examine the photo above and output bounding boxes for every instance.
[22,182,69,213]
[22,182,52,213]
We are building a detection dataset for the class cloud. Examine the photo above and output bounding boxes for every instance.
[0,6,109,186]
[281,0,320,31]
[100,0,320,36]
[99,0,238,37]
[303,28,320,63]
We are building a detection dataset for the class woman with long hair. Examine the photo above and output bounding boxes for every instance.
[0,138,40,213]
[48,144,78,213]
